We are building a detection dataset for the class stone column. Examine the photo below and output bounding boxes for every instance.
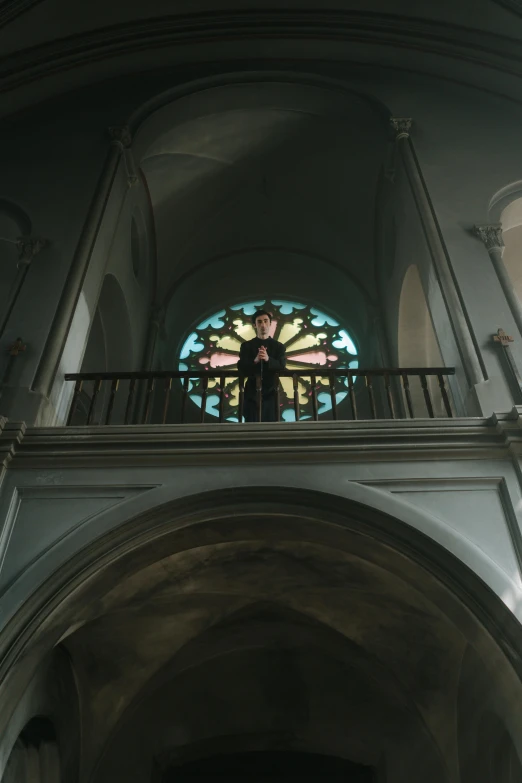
[390,118,485,387]
[475,224,522,339]
[0,235,47,339]
[31,127,133,399]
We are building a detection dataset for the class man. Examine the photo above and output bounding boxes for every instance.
[237,309,286,422]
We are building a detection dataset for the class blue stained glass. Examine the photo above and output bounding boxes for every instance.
[310,308,339,327]
[189,394,221,416]
[230,301,264,316]
[180,332,204,360]
[197,310,226,330]
[180,299,358,420]
[272,300,306,314]
[332,330,357,355]
[317,391,349,415]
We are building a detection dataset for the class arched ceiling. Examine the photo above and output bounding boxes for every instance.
[2,1,522,115]
[138,82,388,348]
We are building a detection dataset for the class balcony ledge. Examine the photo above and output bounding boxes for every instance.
[1,412,522,468]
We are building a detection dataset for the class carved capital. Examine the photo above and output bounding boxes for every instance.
[108,125,132,148]
[390,117,412,140]
[16,235,47,265]
[475,224,504,251]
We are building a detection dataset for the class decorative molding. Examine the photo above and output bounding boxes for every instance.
[108,125,132,148]
[0,0,45,29]
[390,117,412,140]
[2,12,522,97]
[108,126,137,186]
[1,416,521,469]
[475,224,504,250]
[15,235,47,265]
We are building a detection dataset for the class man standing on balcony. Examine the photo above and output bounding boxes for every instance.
[238,309,286,422]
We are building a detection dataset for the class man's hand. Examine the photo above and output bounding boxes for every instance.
[254,346,269,363]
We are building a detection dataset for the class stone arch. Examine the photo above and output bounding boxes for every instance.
[457,644,522,783]
[1,487,522,782]
[398,263,446,416]
[0,645,80,783]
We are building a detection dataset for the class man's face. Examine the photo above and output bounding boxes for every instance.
[255,314,271,339]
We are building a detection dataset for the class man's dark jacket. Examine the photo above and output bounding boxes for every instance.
[237,337,286,400]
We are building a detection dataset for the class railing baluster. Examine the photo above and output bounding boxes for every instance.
[293,374,300,421]
[105,379,119,425]
[219,375,225,423]
[124,378,136,425]
[180,376,189,423]
[200,376,208,423]
[274,374,281,421]
[162,377,172,424]
[348,373,357,420]
[86,378,102,425]
[311,375,318,421]
[238,376,245,423]
[329,375,338,420]
[63,367,456,426]
[420,373,435,418]
[401,372,414,419]
[256,374,262,422]
[438,373,453,418]
[66,379,83,426]
[384,372,395,419]
[142,377,155,424]
[366,375,377,419]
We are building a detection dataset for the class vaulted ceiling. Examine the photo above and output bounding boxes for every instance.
[2,0,522,115]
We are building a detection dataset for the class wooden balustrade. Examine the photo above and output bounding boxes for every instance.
[64,367,455,426]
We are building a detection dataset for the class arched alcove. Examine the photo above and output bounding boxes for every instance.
[501,196,522,304]
[75,273,133,424]
[398,264,446,416]
[2,717,60,783]
[1,487,522,783]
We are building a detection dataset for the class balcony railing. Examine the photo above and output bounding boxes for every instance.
[64,367,455,426]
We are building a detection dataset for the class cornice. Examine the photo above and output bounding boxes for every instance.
[2,11,522,96]
[0,0,44,29]
[1,416,520,469]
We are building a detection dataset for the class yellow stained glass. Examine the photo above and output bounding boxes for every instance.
[209,335,243,351]
[279,377,308,406]
[286,334,321,352]
[279,319,303,345]
[233,319,256,341]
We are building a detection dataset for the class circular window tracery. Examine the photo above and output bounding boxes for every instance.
[179,300,358,421]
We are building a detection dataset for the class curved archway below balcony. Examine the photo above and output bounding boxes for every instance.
[1,484,522,782]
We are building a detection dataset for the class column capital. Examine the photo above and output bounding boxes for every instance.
[16,235,48,265]
[390,118,412,140]
[475,224,504,251]
[108,125,133,148]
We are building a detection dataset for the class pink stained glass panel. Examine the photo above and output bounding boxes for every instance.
[289,351,328,365]
[209,353,239,368]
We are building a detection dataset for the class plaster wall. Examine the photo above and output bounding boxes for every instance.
[1,67,522,424]
[1,422,522,630]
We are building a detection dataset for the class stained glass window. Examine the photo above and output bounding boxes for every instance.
[178,299,358,421]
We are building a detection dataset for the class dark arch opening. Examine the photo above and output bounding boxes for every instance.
[164,750,375,781]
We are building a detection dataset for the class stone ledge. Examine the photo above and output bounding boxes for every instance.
[0,415,519,467]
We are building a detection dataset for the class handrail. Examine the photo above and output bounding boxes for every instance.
[65,367,454,381]
[64,367,455,426]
